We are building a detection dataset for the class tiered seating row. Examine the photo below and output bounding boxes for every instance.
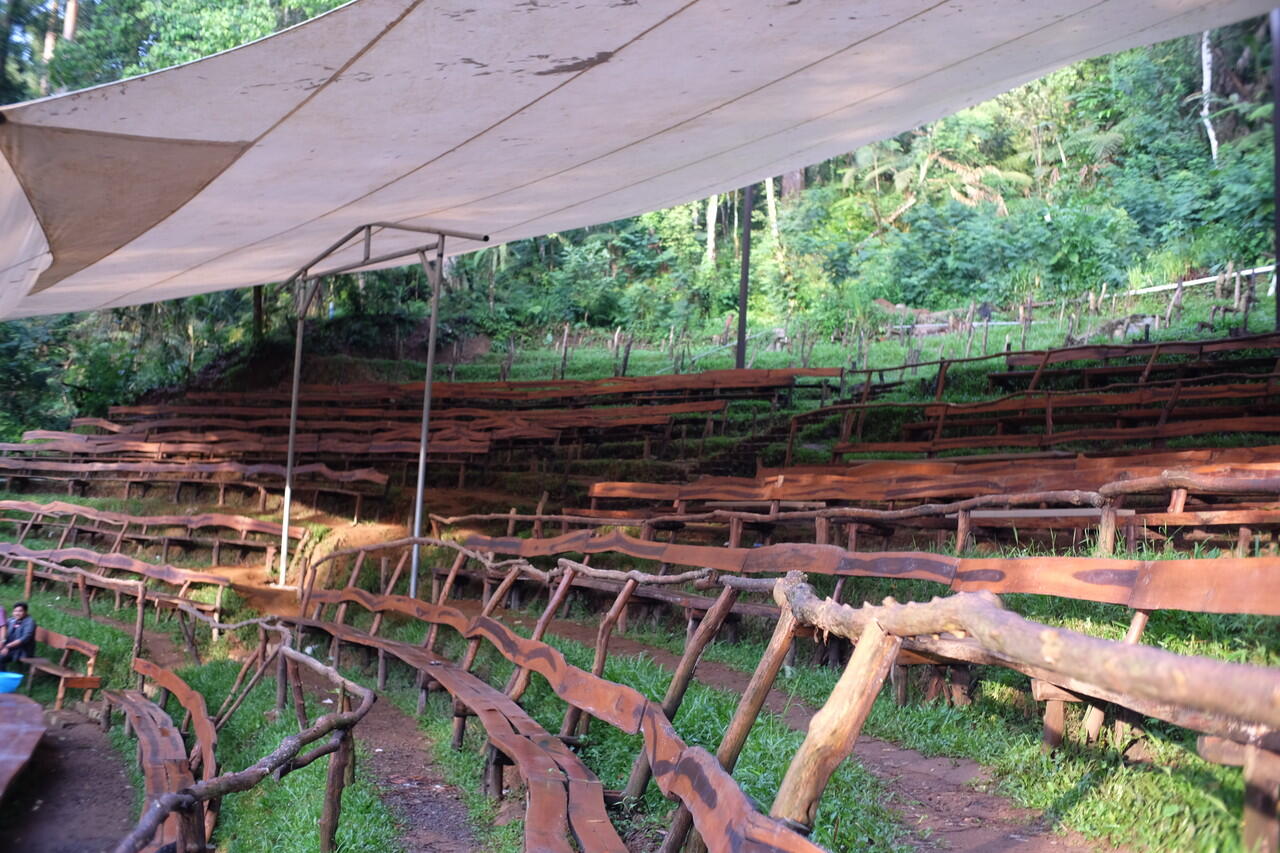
[0,499,305,568]
[787,373,1280,459]
[296,537,1280,852]
[556,449,1280,556]
[0,543,232,627]
[0,457,386,519]
[175,367,842,407]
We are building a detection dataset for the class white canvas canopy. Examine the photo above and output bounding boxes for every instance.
[0,0,1272,320]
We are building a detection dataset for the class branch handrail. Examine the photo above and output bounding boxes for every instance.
[771,572,1280,734]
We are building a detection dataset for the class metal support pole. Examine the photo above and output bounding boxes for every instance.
[279,279,320,587]
[409,238,446,598]
[1272,10,1280,329]
[736,183,754,369]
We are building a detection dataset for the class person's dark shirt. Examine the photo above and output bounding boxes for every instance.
[5,615,35,657]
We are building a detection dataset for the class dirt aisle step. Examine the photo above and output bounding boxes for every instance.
[347,675,479,853]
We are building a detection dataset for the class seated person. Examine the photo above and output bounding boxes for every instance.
[0,602,35,670]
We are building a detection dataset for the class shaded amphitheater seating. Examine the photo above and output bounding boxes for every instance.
[102,658,218,853]
[0,695,44,802]
[0,499,306,568]
[297,539,1280,852]
[0,457,387,518]
[284,583,821,853]
[833,377,1280,455]
[21,626,101,710]
[0,544,232,626]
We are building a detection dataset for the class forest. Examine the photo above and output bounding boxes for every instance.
[0,1,1274,436]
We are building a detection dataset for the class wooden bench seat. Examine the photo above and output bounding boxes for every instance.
[288,615,625,852]
[0,694,45,802]
[102,658,217,853]
[103,689,195,853]
[22,627,100,710]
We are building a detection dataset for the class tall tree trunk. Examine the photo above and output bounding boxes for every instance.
[765,175,786,272]
[703,194,718,265]
[0,1,26,93]
[252,285,264,344]
[781,168,805,199]
[764,177,781,244]
[1201,30,1219,162]
[62,0,77,40]
[39,2,57,95]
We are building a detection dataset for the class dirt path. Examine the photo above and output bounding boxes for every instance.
[355,688,478,853]
[1,709,136,853]
[534,615,1107,853]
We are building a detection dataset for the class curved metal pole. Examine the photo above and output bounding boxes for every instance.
[280,278,320,588]
[409,238,446,598]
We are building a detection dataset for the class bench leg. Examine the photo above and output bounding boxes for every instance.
[54,676,67,711]
[483,745,507,801]
[1245,747,1280,853]
[1042,699,1066,752]
[451,700,468,750]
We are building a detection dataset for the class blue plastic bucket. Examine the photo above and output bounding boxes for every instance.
[0,671,23,693]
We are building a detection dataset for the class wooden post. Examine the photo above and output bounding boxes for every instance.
[1244,745,1280,853]
[425,551,467,653]
[1082,608,1150,743]
[318,727,354,853]
[955,509,972,555]
[664,606,797,853]
[1096,504,1118,557]
[505,568,577,700]
[290,659,309,730]
[132,582,146,662]
[624,584,740,801]
[276,647,288,715]
[562,577,639,737]
[770,621,902,830]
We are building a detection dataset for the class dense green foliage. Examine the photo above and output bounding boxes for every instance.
[0,6,1274,434]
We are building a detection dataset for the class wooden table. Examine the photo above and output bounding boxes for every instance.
[0,693,45,801]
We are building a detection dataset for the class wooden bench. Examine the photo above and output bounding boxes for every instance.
[0,694,45,801]
[102,658,217,853]
[287,611,626,852]
[22,627,101,710]
[288,582,818,852]
[0,499,306,569]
